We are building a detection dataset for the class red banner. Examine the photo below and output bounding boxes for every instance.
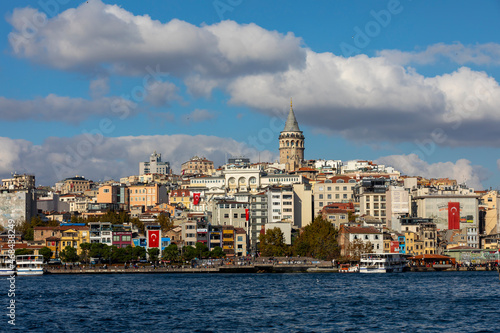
[193,193,200,205]
[245,208,249,221]
[148,230,160,248]
[390,241,399,253]
[448,202,460,230]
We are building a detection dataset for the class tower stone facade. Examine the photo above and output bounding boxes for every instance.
[279,100,304,171]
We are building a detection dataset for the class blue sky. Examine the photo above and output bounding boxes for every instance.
[1,0,500,188]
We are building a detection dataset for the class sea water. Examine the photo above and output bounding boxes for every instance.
[1,271,499,332]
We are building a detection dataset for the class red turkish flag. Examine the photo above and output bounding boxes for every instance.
[448,202,460,230]
[245,208,249,221]
[148,230,160,248]
[193,193,201,206]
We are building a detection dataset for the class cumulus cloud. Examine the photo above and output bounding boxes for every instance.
[7,0,305,78]
[376,153,489,190]
[0,135,276,185]
[0,94,137,124]
[6,1,500,147]
[226,52,500,146]
[377,42,500,66]
[144,81,182,107]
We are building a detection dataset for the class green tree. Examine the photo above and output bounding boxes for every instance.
[60,246,79,263]
[259,227,289,257]
[132,246,147,261]
[88,243,111,262]
[293,216,340,260]
[194,242,210,259]
[15,248,34,256]
[130,218,145,235]
[156,214,173,232]
[210,246,226,258]
[79,243,92,263]
[162,244,180,262]
[39,247,53,263]
[147,248,160,261]
[182,246,197,261]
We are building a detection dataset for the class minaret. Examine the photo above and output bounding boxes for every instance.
[279,99,305,171]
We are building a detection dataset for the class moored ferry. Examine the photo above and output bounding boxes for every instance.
[360,253,407,273]
[0,254,15,276]
[16,255,44,275]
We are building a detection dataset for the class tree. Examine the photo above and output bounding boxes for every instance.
[15,248,34,256]
[293,216,340,260]
[60,246,79,263]
[182,246,197,261]
[345,239,372,261]
[79,243,92,263]
[132,246,147,261]
[210,246,226,258]
[156,214,173,232]
[259,227,289,257]
[88,243,111,263]
[195,242,210,259]
[162,244,180,262]
[130,218,145,235]
[39,247,53,263]
[147,248,160,261]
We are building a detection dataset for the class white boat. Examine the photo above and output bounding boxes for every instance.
[359,253,407,273]
[0,254,15,276]
[16,255,44,275]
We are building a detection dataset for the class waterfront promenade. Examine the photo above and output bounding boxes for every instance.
[44,262,500,275]
[45,257,336,274]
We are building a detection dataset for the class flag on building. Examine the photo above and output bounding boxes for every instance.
[245,208,249,221]
[448,202,460,230]
[148,229,160,248]
[193,193,201,205]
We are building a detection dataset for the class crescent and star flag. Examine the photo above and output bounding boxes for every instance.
[148,230,160,248]
[193,193,201,205]
[448,202,460,230]
[245,208,249,221]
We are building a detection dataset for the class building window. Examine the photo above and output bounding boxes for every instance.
[224,214,229,218]
[234,213,238,218]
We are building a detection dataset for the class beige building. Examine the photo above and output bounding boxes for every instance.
[129,183,168,209]
[313,176,357,217]
[481,191,499,235]
[1,173,35,190]
[61,176,92,194]
[181,156,214,175]
[293,183,313,228]
[279,100,304,172]
[235,227,248,256]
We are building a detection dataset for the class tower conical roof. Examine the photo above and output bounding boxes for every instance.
[283,100,301,132]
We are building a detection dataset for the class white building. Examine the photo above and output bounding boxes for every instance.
[139,151,170,176]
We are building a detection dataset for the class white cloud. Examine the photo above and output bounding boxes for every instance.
[0,135,276,185]
[376,153,489,190]
[144,81,181,107]
[377,42,500,66]
[226,52,500,146]
[7,1,500,147]
[7,1,305,78]
[0,94,137,124]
